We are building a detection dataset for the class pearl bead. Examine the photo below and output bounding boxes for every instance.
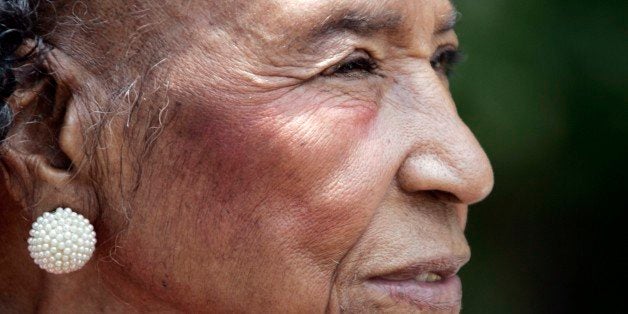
[27,207,96,274]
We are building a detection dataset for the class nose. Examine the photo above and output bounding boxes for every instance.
[396,77,494,205]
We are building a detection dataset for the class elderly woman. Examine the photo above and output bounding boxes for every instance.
[0,0,493,312]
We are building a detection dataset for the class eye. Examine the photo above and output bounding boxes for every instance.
[322,50,378,78]
[430,47,463,77]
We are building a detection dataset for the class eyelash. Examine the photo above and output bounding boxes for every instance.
[323,47,462,78]
[323,52,378,78]
[430,48,463,77]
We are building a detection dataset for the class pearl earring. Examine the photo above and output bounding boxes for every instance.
[27,207,97,274]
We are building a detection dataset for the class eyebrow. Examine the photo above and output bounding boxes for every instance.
[309,7,459,39]
[436,9,460,33]
[309,10,404,38]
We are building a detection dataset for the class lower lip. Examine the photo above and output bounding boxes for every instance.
[365,275,462,311]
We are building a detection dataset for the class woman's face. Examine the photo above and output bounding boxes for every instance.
[74,0,493,312]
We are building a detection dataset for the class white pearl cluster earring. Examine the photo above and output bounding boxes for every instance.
[27,207,96,274]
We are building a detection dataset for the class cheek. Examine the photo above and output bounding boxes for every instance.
[101,84,400,309]
[177,90,388,264]
[262,105,380,259]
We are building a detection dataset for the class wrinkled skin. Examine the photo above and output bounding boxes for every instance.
[0,0,493,312]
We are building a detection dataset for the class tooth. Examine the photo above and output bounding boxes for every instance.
[415,273,429,282]
[415,272,442,282]
[427,273,442,282]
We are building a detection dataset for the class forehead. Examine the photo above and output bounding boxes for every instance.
[224,0,456,32]
[262,0,455,29]
[230,0,457,47]
[278,0,454,16]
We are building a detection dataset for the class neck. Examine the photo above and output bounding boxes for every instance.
[37,263,138,312]
[0,192,42,313]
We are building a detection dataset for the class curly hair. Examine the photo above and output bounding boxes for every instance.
[0,0,40,141]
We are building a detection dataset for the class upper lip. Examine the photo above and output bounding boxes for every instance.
[367,255,470,281]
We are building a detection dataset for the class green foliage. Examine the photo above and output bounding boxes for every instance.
[453,0,627,312]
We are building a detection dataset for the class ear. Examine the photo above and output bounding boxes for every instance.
[1,43,99,221]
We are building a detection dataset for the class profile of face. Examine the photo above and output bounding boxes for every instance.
[0,0,493,312]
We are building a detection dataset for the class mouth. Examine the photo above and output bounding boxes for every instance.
[364,256,468,311]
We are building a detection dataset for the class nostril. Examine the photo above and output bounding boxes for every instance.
[426,190,461,204]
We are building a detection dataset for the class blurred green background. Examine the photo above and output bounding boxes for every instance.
[453,0,626,313]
